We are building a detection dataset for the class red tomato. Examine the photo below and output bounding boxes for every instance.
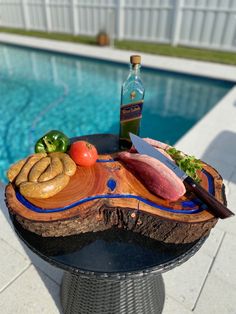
[69,141,98,167]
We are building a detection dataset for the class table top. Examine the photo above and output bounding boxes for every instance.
[10,134,206,279]
[11,214,206,278]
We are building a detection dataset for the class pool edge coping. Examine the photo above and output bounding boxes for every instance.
[175,85,236,158]
[0,33,236,83]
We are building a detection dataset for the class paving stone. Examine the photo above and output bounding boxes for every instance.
[176,125,219,157]
[0,265,62,314]
[215,171,236,235]
[200,227,224,258]
[203,130,236,155]
[163,295,192,314]
[0,189,64,287]
[209,233,236,287]
[227,172,236,205]
[163,251,212,310]
[0,186,31,260]
[199,155,235,184]
[194,274,236,314]
[25,249,64,285]
[203,147,236,168]
[0,238,30,292]
[217,216,236,236]
[176,89,236,159]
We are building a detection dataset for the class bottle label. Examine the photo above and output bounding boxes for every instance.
[120,100,144,122]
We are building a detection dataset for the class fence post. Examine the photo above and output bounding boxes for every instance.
[71,0,78,35]
[44,0,51,32]
[22,0,30,30]
[117,0,124,40]
[171,0,183,46]
[108,9,115,47]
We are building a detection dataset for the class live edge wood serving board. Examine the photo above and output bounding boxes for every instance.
[5,134,225,244]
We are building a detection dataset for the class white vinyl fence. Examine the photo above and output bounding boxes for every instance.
[0,0,236,52]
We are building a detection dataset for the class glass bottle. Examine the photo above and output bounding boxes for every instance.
[119,55,145,149]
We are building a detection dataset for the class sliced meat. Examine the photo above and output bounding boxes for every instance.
[118,152,186,201]
[130,145,173,161]
[142,138,170,150]
[129,138,173,160]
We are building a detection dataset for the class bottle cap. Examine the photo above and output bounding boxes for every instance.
[130,55,141,64]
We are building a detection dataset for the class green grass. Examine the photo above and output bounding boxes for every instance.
[0,27,97,45]
[1,27,236,65]
[115,40,236,65]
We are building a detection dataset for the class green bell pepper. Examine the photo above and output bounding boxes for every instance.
[35,130,70,153]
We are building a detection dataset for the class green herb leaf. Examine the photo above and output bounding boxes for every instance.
[166,147,203,183]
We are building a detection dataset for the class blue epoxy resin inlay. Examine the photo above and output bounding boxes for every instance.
[15,169,214,215]
[16,191,202,214]
[202,169,214,195]
[96,159,115,162]
[107,178,117,191]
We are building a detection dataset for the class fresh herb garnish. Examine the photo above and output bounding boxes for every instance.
[167,147,203,183]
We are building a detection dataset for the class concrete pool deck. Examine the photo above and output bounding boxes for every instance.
[0,33,236,82]
[0,33,236,313]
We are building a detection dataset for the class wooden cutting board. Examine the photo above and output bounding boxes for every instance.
[5,134,224,243]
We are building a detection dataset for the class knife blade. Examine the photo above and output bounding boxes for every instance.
[129,133,234,219]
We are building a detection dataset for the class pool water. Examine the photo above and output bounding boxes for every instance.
[0,44,234,182]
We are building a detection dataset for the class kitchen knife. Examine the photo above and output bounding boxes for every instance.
[129,133,234,219]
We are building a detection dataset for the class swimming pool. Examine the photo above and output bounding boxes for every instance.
[0,44,234,182]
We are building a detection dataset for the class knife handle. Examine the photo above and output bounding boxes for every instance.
[184,176,234,219]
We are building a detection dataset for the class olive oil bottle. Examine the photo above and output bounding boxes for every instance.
[119,55,145,149]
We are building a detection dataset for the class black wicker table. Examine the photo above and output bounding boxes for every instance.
[10,211,206,314]
[9,135,207,314]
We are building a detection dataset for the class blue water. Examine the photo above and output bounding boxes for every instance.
[0,44,234,182]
